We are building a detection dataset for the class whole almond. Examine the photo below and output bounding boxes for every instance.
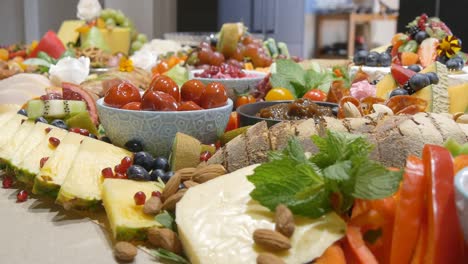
[114,241,137,261]
[161,172,182,202]
[192,164,226,183]
[147,227,182,254]
[253,229,291,251]
[143,196,162,215]
[453,112,464,121]
[456,114,468,124]
[183,180,199,188]
[197,161,207,169]
[275,204,295,237]
[257,253,285,264]
[176,167,196,181]
[162,189,187,211]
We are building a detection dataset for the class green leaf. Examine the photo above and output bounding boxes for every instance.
[152,249,189,264]
[270,73,297,97]
[323,161,352,181]
[155,211,175,231]
[164,64,188,87]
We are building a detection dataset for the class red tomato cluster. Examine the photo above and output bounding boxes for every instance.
[103,76,228,111]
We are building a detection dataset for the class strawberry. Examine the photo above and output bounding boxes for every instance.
[391,64,416,86]
[418,38,439,68]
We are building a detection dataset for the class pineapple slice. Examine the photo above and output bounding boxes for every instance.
[0,120,35,164]
[102,179,163,241]
[57,138,131,210]
[33,132,86,197]
[16,127,68,184]
[0,114,28,168]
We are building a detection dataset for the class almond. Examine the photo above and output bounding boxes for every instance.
[176,167,196,182]
[143,196,162,215]
[161,171,182,202]
[257,253,285,264]
[162,189,187,211]
[147,227,182,254]
[253,229,291,251]
[183,180,199,188]
[456,114,468,124]
[192,164,226,183]
[114,241,137,261]
[275,204,295,237]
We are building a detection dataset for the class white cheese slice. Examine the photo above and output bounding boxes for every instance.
[176,165,346,264]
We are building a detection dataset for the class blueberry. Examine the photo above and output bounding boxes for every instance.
[50,119,68,130]
[366,51,380,67]
[452,56,465,65]
[408,64,421,73]
[425,72,439,85]
[100,136,112,143]
[35,117,48,124]
[378,52,392,67]
[385,45,393,54]
[133,151,155,171]
[353,50,368,65]
[17,109,27,116]
[446,58,464,71]
[88,133,98,139]
[149,169,165,181]
[409,73,430,92]
[152,157,170,172]
[125,139,143,152]
[414,31,429,44]
[437,55,449,64]
[127,165,150,181]
[161,171,175,183]
[389,88,409,98]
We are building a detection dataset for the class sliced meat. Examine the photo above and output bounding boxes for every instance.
[458,123,468,140]
[294,119,319,154]
[245,121,271,164]
[318,116,349,136]
[411,113,444,146]
[225,134,249,172]
[269,121,295,150]
[344,117,376,134]
[427,113,466,144]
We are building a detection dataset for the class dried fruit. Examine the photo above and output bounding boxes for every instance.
[161,189,186,211]
[147,228,182,254]
[253,229,291,251]
[161,171,182,202]
[114,241,137,261]
[143,196,162,215]
[275,204,295,237]
[257,253,285,264]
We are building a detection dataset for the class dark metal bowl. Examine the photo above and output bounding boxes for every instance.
[236,100,339,127]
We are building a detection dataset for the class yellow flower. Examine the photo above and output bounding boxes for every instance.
[119,57,134,72]
[437,35,461,58]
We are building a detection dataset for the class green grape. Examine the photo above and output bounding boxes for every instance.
[131,41,143,51]
[115,11,125,25]
[105,18,116,27]
[121,18,130,28]
[100,9,111,20]
[137,33,148,43]
[108,8,118,19]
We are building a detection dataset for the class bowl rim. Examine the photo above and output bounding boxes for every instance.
[190,69,267,81]
[455,167,468,199]
[236,100,339,123]
[96,97,233,114]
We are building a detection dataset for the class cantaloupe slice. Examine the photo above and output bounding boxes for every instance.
[419,62,450,113]
[448,83,468,114]
[413,85,433,112]
[376,74,398,99]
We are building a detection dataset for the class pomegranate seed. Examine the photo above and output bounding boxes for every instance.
[2,176,13,188]
[70,128,89,136]
[115,172,128,179]
[49,137,60,148]
[134,191,146,205]
[17,190,28,202]
[151,191,161,197]
[200,151,212,162]
[21,120,25,124]
[215,140,221,150]
[114,164,126,174]
[40,157,49,168]
[120,156,133,171]
[101,167,114,178]
[45,127,52,133]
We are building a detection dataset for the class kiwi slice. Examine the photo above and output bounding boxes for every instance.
[65,112,98,135]
[170,133,201,171]
[27,100,87,120]
[220,126,251,146]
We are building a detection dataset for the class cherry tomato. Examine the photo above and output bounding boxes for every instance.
[104,82,141,108]
[303,89,327,101]
[181,80,205,104]
[265,87,295,101]
[225,112,239,132]
[121,102,141,110]
[235,95,256,108]
[141,90,178,111]
[178,101,203,111]
[199,82,228,109]
[210,52,225,66]
[149,75,180,102]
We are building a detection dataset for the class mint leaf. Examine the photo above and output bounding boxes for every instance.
[323,161,352,181]
[155,211,175,231]
[152,249,189,264]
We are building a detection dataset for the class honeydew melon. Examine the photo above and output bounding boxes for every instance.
[419,62,450,113]
[56,138,131,210]
[102,179,163,241]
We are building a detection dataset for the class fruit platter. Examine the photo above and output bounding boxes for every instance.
[1,0,468,262]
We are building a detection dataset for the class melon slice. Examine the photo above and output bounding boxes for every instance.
[420,62,450,113]
[376,74,398,99]
[413,85,434,112]
[170,133,201,171]
[448,83,468,114]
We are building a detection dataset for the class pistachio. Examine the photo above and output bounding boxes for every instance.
[343,102,362,118]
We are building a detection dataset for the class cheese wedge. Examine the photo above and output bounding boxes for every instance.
[102,179,163,241]
[176,165,346,264]
[33,132,86,197]
[16,127,68,184]
[57,138,131,210]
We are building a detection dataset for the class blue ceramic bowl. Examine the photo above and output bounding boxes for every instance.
[455,167,468,243]
[96,98,233,157]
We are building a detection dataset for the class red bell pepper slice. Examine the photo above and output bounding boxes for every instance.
[390,156,425,264]
[343,225,379,264]
[224,112,239,132]
[422,144,465,264]
[28,31,65,59]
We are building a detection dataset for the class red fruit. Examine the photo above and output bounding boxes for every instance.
[149,75,180,102]
[121,102,141,110]
[101,167,114,178]
[151,191,161,197]
[28,31,65,59]
[40,157,49,169]
[141,90,178,111]
[302,89,327,101]
[120,156,133,171]
[391,64,416,86]
[62,82,99,125]
[114,164,126,174]
[200,151,212,162]
[45,127,52,133]
[17,190,28,202]
[199,82,228,109]
[115,172,128,179]
[418,38,439,68]
[178,101,203,111]
[134,191,146,205]
[70,127,90,136]
[104,81,141,108]
[49,137,60,148]
[2,176,13,189]
[181,80,205,104]
[224,112,239,132]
